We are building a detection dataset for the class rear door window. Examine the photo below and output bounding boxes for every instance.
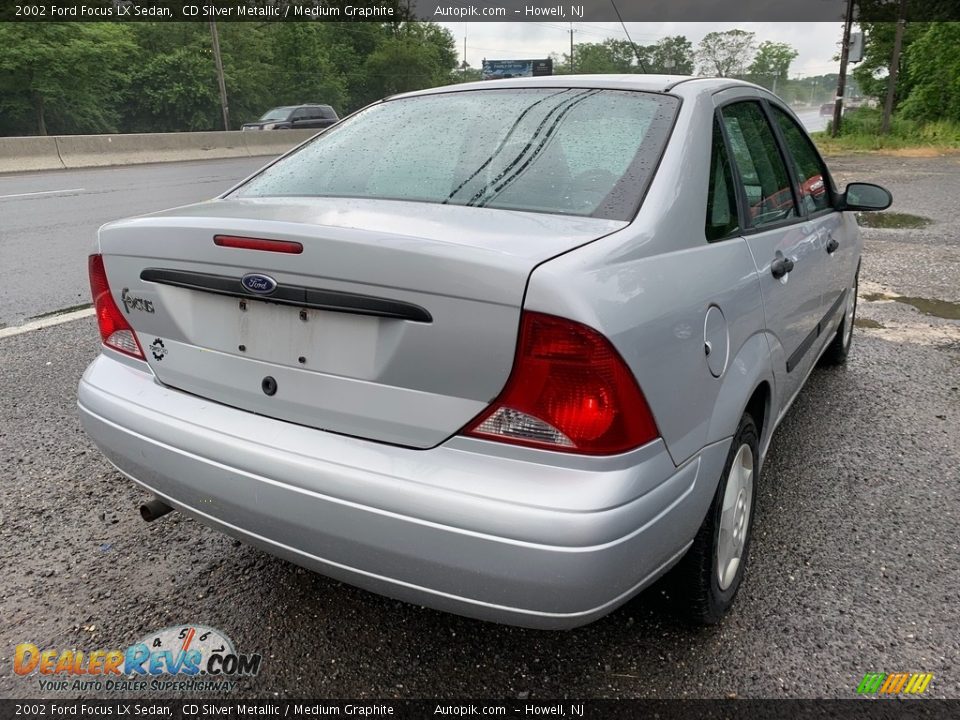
[721,101,797,228]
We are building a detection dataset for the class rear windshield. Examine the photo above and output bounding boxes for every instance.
[234,88,678,220]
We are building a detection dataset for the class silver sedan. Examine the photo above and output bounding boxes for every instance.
[78,75,891,628]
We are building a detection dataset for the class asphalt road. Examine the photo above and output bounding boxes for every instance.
[797,108,830,134]
[0,154,958,700]
[0,157,267,328]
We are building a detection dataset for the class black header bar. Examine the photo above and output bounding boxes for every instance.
[2,0,959,23]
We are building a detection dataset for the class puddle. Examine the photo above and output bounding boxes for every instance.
[855,318,885,329]
[27,303,92,321]
[861,293,960,320]
[856,211,932,229]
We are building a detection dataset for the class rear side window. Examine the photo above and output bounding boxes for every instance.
[705,119,740,242]
[771,106,833,214]
[234,88,679,221]
[721,101,797,228]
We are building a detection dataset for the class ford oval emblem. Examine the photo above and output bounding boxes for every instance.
[241,273,277,295]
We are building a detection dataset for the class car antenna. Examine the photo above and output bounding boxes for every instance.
[609,0,648,73]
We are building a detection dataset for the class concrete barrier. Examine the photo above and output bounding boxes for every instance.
[242,129,317,158]
[0,129,318,173]
[0,136,64,172]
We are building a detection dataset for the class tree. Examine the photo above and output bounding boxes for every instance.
[899,22,960,122]
[269,24,347,112]
[216,23,278,129]
[454,66,484,83]
[748,41,799,92]
[0,20,494,136]
[360,23,458,100]
[696,30,756,77]
[121,24,218,132]
[0,23,134,135]
[566,39,644,74]
[852,20,931,108]
[648,36,694,75]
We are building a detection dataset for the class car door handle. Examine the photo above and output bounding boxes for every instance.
[771,256,794,279]
[826,236,840,253]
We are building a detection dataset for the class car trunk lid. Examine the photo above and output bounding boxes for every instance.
[97,197,625,448]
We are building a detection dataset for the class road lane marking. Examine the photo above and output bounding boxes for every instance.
[0,187,86,200]
[0,307,95,339]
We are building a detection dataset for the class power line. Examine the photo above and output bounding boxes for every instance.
[608,0,647,72]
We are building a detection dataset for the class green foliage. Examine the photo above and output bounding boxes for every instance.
[0,20,458,136]
[568,39,640,73]
[851,20,931,107]
[0,23,134,135]
[816,107,960,152]
[269,24,348,111]
[123,24,219,132]
[748,41,799,90]
[360,23,458,101]
[696,30,756,77]
[899,23,960,123]
[648,36,695,74]
[559,35,694,75]
[846,19,960,142]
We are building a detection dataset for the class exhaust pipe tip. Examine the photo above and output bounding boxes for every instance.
[139,497,174,522]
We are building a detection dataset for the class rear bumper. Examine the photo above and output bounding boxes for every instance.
[78,352,729,629]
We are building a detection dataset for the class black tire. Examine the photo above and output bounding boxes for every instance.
[671,413,759,624]
[821,268,859,366]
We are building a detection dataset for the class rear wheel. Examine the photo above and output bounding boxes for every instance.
[822,268,859,366]
[672,412,758,624]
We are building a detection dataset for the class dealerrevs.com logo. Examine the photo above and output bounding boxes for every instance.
[14,625,261,693]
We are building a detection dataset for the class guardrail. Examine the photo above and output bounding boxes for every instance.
[0,130,317,173]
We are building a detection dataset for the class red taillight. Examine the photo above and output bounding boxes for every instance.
[462,312,659,455]
[214,235,303,254]
[88,254,144,360]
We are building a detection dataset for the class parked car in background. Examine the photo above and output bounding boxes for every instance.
[242,104,338,131]
[820,102,835,117]
[79,76,892,629]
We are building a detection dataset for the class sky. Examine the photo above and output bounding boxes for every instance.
[439,22,845,77]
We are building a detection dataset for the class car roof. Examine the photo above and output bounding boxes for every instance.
[392,74,763,101]
[267,104,332,111]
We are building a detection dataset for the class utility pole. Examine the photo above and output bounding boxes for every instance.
[210,21,230,131]
[881,0,908,134]
[831,0,855,137]
[569,23,575,73]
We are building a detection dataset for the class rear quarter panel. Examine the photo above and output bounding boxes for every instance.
[525,88,772,466]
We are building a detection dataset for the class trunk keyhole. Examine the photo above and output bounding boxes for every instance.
[261,376,278,396]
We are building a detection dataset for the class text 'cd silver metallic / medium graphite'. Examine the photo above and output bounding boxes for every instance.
[79,75,892,629]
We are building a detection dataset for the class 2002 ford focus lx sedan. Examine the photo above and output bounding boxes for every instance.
[78,75,892,629]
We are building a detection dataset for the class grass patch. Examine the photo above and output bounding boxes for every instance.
[855,211,932,229]
[813,108,960,155]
